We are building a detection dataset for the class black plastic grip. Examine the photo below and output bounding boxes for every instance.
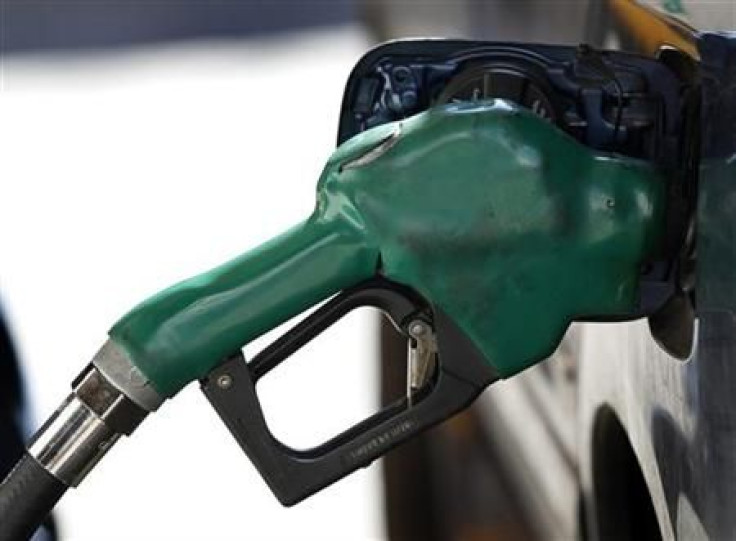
[201,277,498,506]
[0,453,66,541]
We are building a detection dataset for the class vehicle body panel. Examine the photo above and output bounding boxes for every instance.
[365,3,735,539]
[484,20,736,541]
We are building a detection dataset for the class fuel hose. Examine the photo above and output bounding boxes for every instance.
[0,453,67,541]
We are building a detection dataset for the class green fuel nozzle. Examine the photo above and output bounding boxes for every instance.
[112,100,664,397]
[0,101,666,537]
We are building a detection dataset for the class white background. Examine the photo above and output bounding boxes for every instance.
[0,26,387,540]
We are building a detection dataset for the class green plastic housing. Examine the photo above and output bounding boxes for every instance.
[110,101,664,397]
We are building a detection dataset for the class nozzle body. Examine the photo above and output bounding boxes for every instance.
[109,101,665,397]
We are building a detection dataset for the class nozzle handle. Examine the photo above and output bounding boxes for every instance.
[200,278,497,506]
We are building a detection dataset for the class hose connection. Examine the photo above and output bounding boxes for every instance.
[28,341,163,487]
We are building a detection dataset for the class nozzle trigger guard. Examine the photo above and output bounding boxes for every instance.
[200,277,497,506]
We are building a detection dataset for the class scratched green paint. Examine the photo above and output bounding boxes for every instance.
[110,101,664,397]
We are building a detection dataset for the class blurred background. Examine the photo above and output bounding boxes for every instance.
[1,1,728,540]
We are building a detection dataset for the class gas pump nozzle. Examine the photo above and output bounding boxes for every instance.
[0,99,666,539]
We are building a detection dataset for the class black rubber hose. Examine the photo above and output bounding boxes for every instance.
[0,453,67,541]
